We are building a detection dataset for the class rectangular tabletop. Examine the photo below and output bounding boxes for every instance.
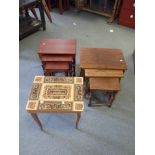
[26,76,84,113]
[85,69,124,77]
[80,48,127,70]
[38,39,76,55]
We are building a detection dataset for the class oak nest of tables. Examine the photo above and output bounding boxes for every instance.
[26,76,84,130]
[80,48,127,107]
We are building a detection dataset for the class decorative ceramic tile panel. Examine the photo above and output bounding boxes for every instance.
[44,76,74,83]
[33,76,44,83]
[40,84,74,101]
[38,101,73,112]
[26,76,84,113]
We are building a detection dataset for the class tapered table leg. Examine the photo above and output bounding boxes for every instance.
[30,113,43,130]
[75,112,81,129]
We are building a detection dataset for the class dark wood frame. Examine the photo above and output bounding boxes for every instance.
[76,0,122,23]
[19,0,46,40]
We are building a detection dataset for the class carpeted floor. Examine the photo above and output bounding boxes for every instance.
[19,8,135,155]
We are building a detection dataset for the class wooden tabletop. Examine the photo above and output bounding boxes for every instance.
[38,39,76,55]
[90,77,121,91]
[26,76,84,113]
[80,48,127,70]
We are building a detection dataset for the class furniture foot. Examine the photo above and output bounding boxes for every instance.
[75,112,81,129]
[30,113,43,130]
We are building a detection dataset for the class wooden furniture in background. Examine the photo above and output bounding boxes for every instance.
[26,76,84,130]
[118,0,135,28]
[80,48,127,107]
[19,0,46,40]
[76,0,122,23]
[38,39,76,76]
[46,0,69,14]
[42,0,52,22]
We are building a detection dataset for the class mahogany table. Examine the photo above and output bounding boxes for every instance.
[38,39,76,76]
[26,76,84,130]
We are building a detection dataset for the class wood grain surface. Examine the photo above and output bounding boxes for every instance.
[80,48,127,70]
[89,77,121,91]
[85,69,124,77]
[38,39,76,54]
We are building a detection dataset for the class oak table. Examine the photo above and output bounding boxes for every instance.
[38,39,76,76]
[26,76,84,130]
[80,48,127,107]
[80,48,127,70]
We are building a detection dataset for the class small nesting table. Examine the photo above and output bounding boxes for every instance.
[38,39,76,76]
[26,76,84,130]
[80,48,127,107]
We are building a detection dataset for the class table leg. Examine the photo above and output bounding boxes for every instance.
[107,92,117,107]
[75,112,81,129]
[80,68,84,77]
[84,77,89,97]
[73,57,76,76]
[30,113,43,130]
[88,90,92,107]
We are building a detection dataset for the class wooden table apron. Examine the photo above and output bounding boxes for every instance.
[26,76,84,130]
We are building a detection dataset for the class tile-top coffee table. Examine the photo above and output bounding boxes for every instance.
[26,76,84,130]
